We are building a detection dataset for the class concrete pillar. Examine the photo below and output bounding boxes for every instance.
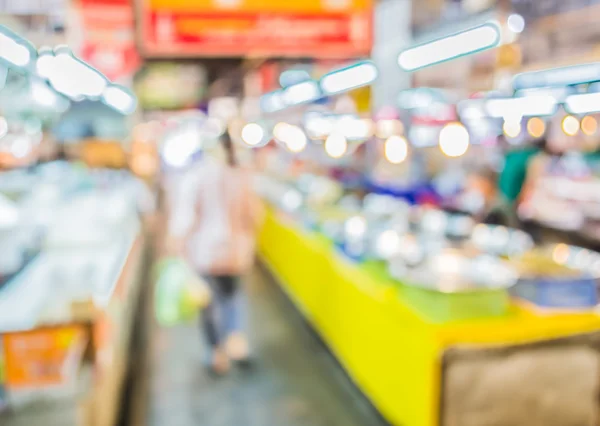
[372,0,413,110]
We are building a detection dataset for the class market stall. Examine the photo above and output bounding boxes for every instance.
[258,179,600,426]
[0,163,151,426]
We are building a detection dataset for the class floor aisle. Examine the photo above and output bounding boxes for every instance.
[144,265,389,426]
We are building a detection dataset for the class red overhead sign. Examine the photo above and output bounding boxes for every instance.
[139,0,373,58]
[76,0,140,81]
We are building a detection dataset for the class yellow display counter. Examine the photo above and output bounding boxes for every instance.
[258,209,600,426]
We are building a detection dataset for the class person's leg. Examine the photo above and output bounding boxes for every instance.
[200,294,219,348]
[219,276,251,363]
[219,275,241,334]
[200,276,229,373]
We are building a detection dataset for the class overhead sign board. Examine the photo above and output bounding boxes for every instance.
[74,0,140,81]
[139,0,373,58]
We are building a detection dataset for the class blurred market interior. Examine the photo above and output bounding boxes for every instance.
[7,0,600,425]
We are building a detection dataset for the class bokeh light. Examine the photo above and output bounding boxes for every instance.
[526,117,545,138]
[581,116,598,136]
[241,122,266,147]
[345,216,367,239]
[375,230,401,259]
[10,135,32,158]
[561,115,580,136]
[324,133,348,158]
[504,120,522,138]
[552,243,570,265]
[507,14,526,33]
[286,132,307,153]
[384,135,408,164]
[439,123,470,157]
[273,122,291,142]
[274,123,308,153]
[162,127,202,167]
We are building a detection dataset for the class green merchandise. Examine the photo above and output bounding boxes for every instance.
[398,285,512,323]
[364,260,511,323]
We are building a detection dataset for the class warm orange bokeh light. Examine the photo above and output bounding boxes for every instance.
[581,116,598,136]
[526,117,545,138]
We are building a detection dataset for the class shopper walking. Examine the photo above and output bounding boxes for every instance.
[486,133,553,227]
[184,132,264,375]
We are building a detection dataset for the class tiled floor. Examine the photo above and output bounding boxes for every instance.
[143,266,388,426]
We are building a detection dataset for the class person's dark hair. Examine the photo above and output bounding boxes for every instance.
[56,145,67,161]
[480,167,498,184]
[532,137,548,152]
[221,132,238,167]
[533,121,555,154]
[470,164,497,183]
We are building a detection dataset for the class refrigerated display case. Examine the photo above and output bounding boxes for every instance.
[0,163,150,426]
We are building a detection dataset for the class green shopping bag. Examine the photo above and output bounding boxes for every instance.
[154,257,211,327]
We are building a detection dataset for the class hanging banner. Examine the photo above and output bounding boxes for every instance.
[74,0,140,81]
[139,0,373,58]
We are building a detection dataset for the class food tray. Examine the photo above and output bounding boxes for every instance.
[511,276,598,310]
[510,244,600,310]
